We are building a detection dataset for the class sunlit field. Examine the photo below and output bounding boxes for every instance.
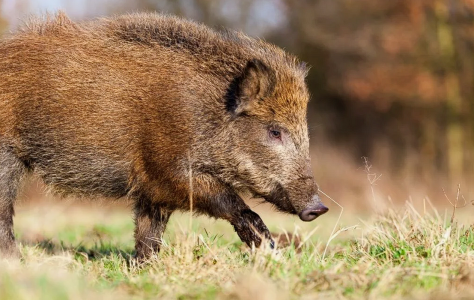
[1,188,473,300]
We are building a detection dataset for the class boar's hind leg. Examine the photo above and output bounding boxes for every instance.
[0,145,25,258]
[134,198,173,261]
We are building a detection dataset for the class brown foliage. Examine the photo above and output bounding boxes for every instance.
[279,0,474,185]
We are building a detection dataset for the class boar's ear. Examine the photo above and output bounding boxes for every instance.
[227,59,276,116]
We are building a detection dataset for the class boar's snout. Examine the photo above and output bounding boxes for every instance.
[298,196,329,222]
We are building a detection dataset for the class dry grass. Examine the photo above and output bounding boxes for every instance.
[0,192,473,300]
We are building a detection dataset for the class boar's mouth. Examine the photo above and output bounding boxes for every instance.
[257,182,298,215]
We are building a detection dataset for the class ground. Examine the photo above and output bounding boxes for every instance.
[1,195,473,300]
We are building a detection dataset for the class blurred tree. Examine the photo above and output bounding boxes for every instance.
[278,0,474,184]
[434,0,463,181]
[0,0,8,35]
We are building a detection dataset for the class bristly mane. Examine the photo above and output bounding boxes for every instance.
[19,11,308,79]
[19,11,79,35]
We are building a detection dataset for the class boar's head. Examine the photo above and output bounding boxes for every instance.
[225,59,328,222]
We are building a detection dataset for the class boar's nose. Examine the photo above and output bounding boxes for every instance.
[298,201,328,222]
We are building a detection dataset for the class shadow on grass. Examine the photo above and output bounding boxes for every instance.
[20,238,135,261]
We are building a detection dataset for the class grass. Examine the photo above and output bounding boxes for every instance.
[1,197,473,300]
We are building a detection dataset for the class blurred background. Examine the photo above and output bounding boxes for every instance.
[1,0,473,209]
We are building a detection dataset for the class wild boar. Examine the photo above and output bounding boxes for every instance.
[0,12,328,260]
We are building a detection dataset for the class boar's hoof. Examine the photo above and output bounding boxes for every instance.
[298,203,328,222]
[269,239,275,249]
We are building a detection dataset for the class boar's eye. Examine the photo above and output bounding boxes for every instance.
[269,129,282,140]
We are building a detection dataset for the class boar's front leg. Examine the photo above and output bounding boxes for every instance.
[134,197,173,261]
[230,208,274,249]
[193,178,273,248]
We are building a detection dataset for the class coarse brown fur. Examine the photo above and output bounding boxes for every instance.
[0,12,327,260]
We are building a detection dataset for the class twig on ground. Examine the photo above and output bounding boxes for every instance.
[319,189,346,261]
[362,157,382,212]
[443,184,467,224]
